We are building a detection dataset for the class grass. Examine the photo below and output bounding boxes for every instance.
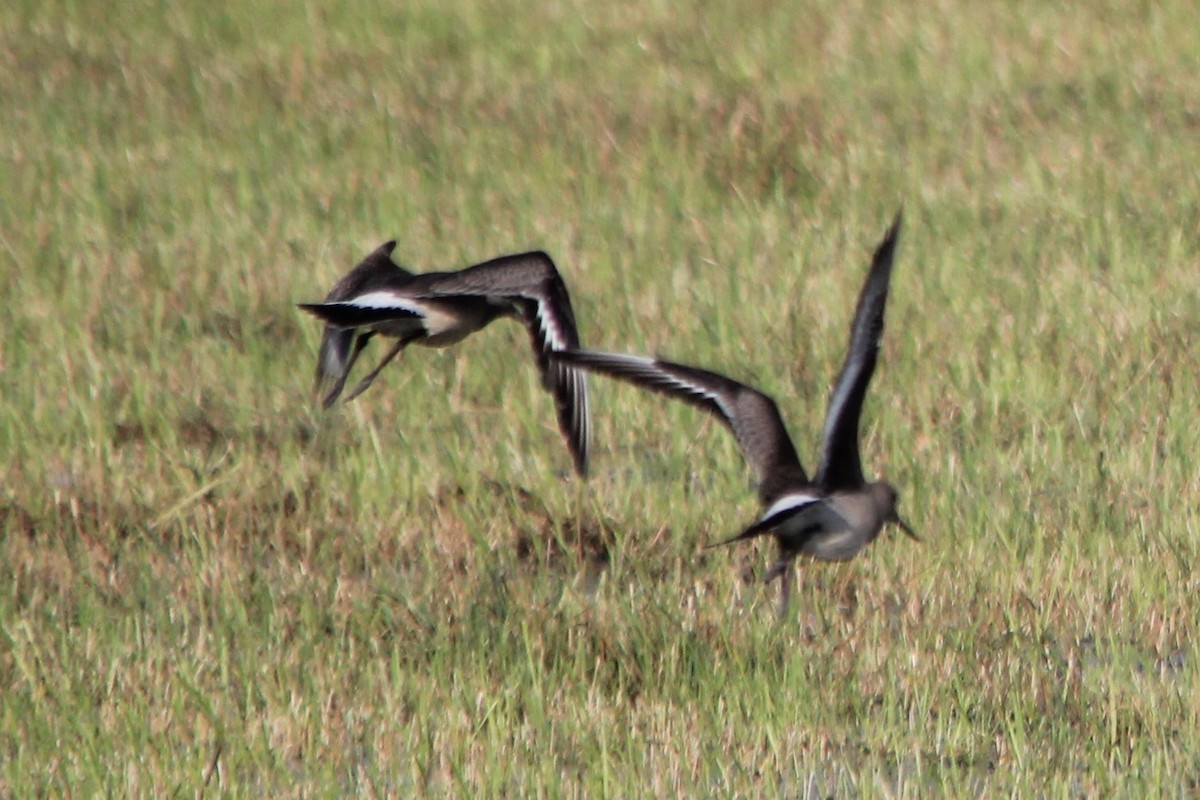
[3,0,1199,794]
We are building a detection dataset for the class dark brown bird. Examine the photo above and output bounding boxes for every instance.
[300,242,591,477]
[553,212,913,612]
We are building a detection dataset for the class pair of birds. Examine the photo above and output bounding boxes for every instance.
[299,213,916,612]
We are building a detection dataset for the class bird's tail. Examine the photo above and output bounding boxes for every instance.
[298,301,419,328]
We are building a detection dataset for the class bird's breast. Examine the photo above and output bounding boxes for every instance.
[415,298,506,346]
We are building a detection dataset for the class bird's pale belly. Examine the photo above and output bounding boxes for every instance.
[420,299,505,346]
[367,306,491,345]
[799,527,866,561]
[788,509,884,561]
[773,503,863,561]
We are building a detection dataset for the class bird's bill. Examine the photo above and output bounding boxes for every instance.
[894,515,919,542]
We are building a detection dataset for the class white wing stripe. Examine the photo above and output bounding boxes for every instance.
[762,492,820,519]
[658,373,734,419]
[533,301,569,350]
[338,291,427,314]
[572,353,734,416]
[584,354,739,422]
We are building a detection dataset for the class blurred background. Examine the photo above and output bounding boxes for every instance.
[2,0,1198,794]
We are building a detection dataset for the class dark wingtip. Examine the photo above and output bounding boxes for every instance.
[857,208,903,293]
[574,435,590,478]
[568,422,590,479]
[878,208,903,255]
[543,349,590,479]
[359,240,399,268]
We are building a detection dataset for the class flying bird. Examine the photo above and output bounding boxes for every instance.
[299,242,590,477]
[553,213,913,611]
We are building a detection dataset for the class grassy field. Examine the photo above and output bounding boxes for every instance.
[3,0,1199,795]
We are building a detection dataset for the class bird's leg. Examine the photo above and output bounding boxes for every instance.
[322,331,375,409]
[764,545,798,620]
[342,335,413,403]
[777,565,795,620]
[834,564,856,615]
[573,474,587,562]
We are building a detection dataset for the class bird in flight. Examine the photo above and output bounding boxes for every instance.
[300,242,591,477]
[553,213,913,612]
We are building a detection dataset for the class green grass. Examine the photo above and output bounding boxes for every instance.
[3,0,1200,794]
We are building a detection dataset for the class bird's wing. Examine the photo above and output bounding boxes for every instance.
[815,212,903,490]
[553,350,807,488]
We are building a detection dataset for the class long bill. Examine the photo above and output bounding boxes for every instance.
[894,515,920,542]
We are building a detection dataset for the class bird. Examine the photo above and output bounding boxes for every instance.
[551,212,913,612]
[299,241,591,477]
